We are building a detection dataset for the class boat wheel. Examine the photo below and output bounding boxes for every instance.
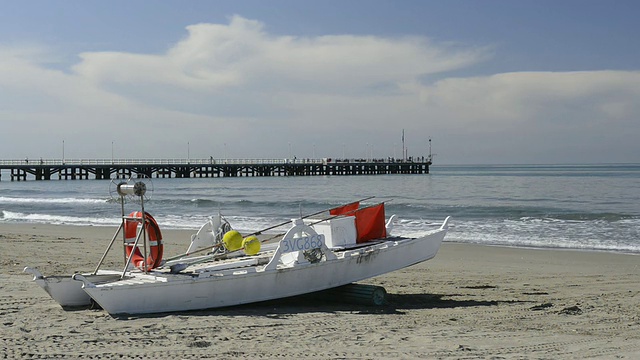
[303,248,323,263]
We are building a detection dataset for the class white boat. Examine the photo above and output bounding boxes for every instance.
[26,181,450,315]
[22,268,121,308]
[23,211,233,309]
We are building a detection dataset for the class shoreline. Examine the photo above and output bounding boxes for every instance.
[2,221,638,257]
[2,223,640,358]
[463,241,640,256]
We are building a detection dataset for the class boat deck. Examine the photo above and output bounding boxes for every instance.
[100,237,412,288]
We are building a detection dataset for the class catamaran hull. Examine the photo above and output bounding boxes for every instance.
[81,228,446,315]
[23,268,122,308]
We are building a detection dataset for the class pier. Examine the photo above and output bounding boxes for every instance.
[0,158,431,181]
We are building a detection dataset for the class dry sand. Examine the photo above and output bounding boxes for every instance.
[1,223,639,359]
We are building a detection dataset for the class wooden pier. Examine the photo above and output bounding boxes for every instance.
[0,158,431,181]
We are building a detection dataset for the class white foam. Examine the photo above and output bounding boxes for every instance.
[1,211,118,226]
[0,196,107,205]
[2,209,638,254]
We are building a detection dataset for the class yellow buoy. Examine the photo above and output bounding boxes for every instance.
[222,230,243,251]
[242,235,261,256]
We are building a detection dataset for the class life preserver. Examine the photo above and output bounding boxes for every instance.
[124,211,163,270]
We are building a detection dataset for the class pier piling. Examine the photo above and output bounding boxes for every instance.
[0,158,431,181]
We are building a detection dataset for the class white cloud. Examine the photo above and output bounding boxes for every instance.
[72,15,487,103]
[419,71,640,123]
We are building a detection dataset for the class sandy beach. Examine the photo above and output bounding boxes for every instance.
[1,223,639,359]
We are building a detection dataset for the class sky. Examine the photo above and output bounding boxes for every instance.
[1,0,639,165]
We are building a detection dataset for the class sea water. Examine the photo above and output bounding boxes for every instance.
[1,164,639,253]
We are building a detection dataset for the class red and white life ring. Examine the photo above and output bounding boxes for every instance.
[124,211,163,270]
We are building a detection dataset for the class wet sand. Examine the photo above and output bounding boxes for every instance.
[1,223,639,359]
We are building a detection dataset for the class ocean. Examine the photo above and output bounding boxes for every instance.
[1,164,639,253]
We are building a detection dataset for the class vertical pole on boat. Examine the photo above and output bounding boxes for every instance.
[121,224,143,279]
[140,195,149,274]
[121,193,127,265]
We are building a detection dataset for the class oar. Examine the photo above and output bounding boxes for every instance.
[162,196,375,264]
[245,196,375,237]
[305,200,393,227]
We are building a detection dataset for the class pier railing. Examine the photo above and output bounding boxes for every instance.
[0,158,325,166]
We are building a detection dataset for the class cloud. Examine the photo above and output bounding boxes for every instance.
[0,16,639,163]
[419,71,640,122]
[71,15,487,112]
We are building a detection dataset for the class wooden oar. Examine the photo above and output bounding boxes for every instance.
[245,196,375,237]
[305,199,392,227]
[161,196,375,264]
